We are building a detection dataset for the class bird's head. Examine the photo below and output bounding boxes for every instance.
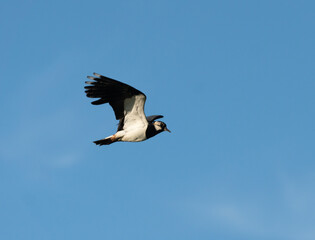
[153,121,171,133]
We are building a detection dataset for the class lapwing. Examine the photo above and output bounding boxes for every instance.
[85,73,171,146]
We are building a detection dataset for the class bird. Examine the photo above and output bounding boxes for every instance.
[84,73,171,146]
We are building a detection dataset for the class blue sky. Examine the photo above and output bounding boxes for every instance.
[1,0,315,239]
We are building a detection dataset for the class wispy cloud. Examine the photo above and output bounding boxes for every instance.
[205,203,261,233]
[184,172,315,240]
[49,152,81,168]
[0,51,86,169]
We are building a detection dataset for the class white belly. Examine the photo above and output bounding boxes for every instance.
[119,128,147,142]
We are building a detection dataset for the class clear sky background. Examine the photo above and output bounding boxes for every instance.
[1,1,315,239]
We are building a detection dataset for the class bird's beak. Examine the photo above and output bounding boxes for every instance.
[165,127,171,133]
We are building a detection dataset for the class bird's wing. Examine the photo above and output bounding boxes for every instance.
[85,73,148,130]
[146,115,164,123]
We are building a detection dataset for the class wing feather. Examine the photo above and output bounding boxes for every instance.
[146,115,164,123]
[85,73,148,130]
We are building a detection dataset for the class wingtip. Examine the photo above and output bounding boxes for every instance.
[93,72,101,77]
[87,76,96,80]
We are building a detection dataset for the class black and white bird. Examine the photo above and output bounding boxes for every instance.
[85,73,171,146]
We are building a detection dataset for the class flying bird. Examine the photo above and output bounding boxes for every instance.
[85,73,171,146]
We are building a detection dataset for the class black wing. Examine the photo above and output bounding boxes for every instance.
[85,73,146,120]
[146,115,164,123]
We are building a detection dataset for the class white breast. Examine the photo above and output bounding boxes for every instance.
[120,128,147,142]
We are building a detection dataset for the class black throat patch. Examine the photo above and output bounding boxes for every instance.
[145,123,163,139]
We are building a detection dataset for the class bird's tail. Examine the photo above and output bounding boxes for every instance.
[93,135,116,146]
